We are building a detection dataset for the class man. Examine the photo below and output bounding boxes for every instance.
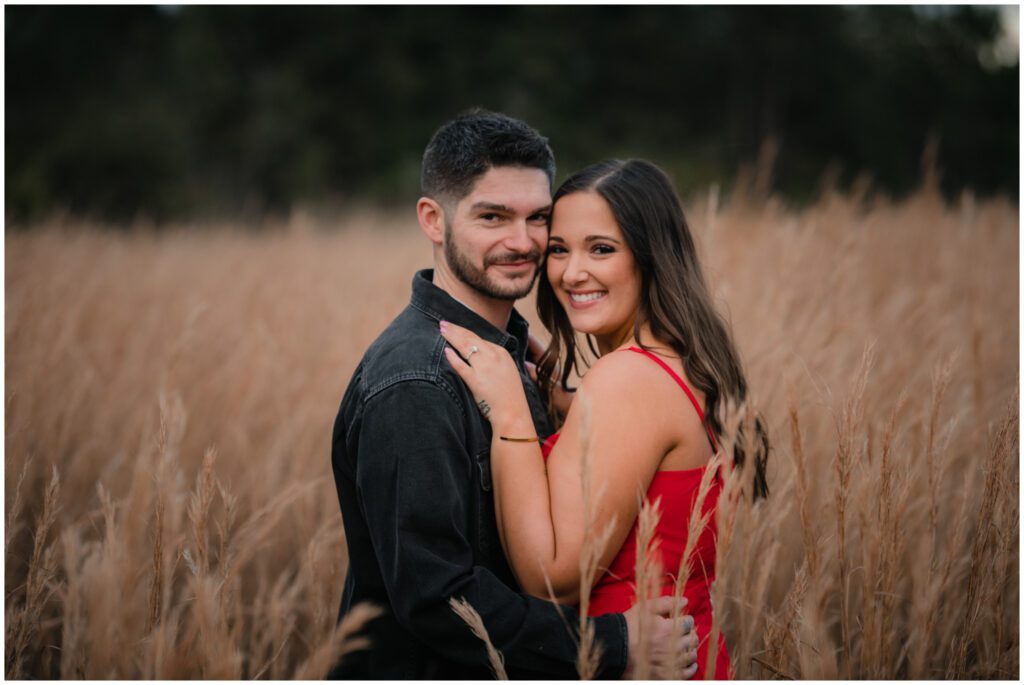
[329,109,697,678]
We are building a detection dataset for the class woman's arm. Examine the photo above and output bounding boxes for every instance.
[441,322,672,603]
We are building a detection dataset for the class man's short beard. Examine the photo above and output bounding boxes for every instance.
[444,223,541,301]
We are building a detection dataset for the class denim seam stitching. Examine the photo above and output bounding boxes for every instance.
[409,299,443,322]
[363,369,467,417]
[364,371,437,400]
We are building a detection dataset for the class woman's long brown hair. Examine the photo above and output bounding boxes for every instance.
[537,159,769,498]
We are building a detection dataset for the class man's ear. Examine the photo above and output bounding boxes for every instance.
[417,197,446,246]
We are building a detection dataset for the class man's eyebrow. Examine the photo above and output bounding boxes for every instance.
[469,202,513,213]
[468,202,552,214]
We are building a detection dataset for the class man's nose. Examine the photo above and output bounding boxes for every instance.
[504,220,538,255]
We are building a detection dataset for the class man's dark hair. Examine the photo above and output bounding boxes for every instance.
[421,108,555,204]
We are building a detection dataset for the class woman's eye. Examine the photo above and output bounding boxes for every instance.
[546,245,567,255]
[592,244,615,255]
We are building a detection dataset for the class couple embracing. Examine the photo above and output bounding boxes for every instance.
[329,110,768,679]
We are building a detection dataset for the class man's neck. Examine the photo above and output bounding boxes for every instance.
[432,266,514,332]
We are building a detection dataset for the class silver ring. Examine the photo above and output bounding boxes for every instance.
[466,345,479,362]
[477,399,491,417]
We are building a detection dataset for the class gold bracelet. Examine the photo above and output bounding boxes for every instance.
[499,435,541,443]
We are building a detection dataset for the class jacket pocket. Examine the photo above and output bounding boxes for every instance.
[474,448,492,492]
[473,448,497,562]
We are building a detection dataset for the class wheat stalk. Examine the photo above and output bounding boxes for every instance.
[949,387,1018,677]
[667,462,718,679]
[6,464,61,679]
[631,494,664,680]
[449,597,508,679]
[293,601,383,678]
[572,388,616,679]
[832,343,873,677]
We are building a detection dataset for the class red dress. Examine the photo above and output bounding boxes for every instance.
[541,347,731,680]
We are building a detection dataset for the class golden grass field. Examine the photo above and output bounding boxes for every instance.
[4,183,1019,679]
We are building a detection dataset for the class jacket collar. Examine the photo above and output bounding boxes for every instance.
[410,269,530,365]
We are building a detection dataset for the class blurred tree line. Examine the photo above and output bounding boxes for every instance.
[5,5,1018,222]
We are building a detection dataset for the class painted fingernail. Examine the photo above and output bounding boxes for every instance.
[439,319,448,333]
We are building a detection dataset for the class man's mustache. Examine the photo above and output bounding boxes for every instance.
[486,249,542,267]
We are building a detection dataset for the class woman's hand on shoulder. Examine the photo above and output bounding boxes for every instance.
[440,320,529,426]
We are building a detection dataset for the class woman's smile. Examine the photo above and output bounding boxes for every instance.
[547,191,641,349]
[566,289,608,307]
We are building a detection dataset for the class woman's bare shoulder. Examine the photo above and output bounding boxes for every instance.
[577,348,683,406]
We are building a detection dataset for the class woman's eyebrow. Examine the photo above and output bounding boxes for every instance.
[547,234,622,244]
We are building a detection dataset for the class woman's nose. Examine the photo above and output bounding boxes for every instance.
[562,254,588,285]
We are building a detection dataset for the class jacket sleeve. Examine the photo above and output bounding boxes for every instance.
[354,379,627,679]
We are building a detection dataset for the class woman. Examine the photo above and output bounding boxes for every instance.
[440,159,768,679]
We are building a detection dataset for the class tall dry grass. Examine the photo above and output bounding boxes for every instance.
[5,180,1018,678]
[702,182,1019,680]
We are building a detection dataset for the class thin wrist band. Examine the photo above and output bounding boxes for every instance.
[499,435,541,443]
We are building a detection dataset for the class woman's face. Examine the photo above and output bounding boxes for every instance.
[546,191,642,351]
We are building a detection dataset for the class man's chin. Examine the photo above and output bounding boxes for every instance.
[486,272,539,300]
[485,283,535,301]
[450,262,539,301]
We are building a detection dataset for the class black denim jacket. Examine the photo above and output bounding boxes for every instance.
[328,269,628,679]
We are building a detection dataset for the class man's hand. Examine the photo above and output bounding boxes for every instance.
[622,596,700,679]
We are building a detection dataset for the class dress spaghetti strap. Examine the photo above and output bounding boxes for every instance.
[624,346,719,451]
